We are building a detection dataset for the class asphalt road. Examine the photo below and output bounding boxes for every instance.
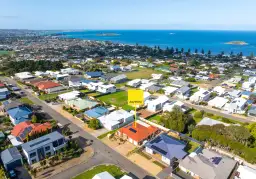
[1,77,154,179]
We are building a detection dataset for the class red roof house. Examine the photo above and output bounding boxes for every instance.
[118,120,159,146]
[0,82,5,88]
[34,81,64,93]
[11,121,52,141]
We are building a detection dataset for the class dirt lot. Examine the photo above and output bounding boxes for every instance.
[101,136,163,176]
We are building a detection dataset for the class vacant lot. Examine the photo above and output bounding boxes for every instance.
[97,91,129,107]
[73,165,126,179]
[39,90,71,101]
[124,68,162,79]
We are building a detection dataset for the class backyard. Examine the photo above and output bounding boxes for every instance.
[185,141,200,153]
[72,165,126,179]
[124,68,163,79]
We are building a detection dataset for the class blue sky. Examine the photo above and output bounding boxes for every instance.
[1,0,256,30]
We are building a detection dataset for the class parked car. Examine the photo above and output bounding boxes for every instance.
[9,170,16,178]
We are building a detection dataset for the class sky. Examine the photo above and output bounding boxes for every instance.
[1,0,256,30]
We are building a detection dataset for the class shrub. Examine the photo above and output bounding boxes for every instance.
[194,111,203,118]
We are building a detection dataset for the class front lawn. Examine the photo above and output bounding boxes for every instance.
[19,97,34,105]
[124,68,162,79]
[73,165,126,179]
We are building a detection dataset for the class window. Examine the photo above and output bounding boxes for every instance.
[31,159,37,164]
[45,146,50,151]
[30,152,36,158]
[53,141,58,147]
[58,138,64,145]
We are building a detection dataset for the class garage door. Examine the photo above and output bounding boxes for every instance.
[6,159,22,170]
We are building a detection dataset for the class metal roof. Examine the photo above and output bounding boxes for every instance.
[21,131,64,152]
[1,147,22,164]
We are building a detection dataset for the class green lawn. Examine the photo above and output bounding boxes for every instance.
[19,97,34,105]
[87,92,101,97]
[124,68,162,79]
[73,165,126,179]
[39,90,71,100]
[115,82,128,88]
[79,89,90,93]
[148,115,162,123]
[0,50,12,56]
[97,91,129,107]
[185,141,200,153]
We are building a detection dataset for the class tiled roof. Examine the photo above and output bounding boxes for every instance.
[119,121,158,143]
[11,121,52,141]
[35,81,61,90]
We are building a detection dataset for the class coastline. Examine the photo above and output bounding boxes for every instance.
[53,30,256,55]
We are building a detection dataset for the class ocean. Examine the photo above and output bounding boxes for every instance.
[60,30,256,56]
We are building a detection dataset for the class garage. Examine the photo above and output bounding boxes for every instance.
[1,147,23,171]
[6,159,23,170]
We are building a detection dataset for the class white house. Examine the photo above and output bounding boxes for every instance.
[97,84,116,94]
[151,74,163,80]
[176,86,191,100]
[242,82,254,91]
[208,96,229,109]
[85,82,104,91]
[21,131,66,165]
[190,89,211,103]
[34,71,47,77]
[15,72,35,80]
[213,86,225,96]
[163,101,185,112]
[224,98,247,114]
[163,86,178,96]
[98,109,134,130]
[235,165,256,179]
[144,91,151,102]
[169,76,182,81]
[139,82,155,90]
[146,95,169,112]
[60,68,80,75]
[127,79,141,87]
[58,91,80,101]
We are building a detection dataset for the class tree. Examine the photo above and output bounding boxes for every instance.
[188,124,195,135]
[226,126,252,145]
[31,114,38,123]
[88,119,101,130]
[161,106,189,133]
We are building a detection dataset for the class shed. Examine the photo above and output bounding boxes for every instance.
[1,147,23,171]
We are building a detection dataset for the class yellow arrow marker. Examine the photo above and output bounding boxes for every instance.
[128,89,144,128]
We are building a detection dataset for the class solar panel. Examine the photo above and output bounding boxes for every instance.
[129,128,137,133]
[27,126,33,132]
[30,138,50,147]
[151,145,167,155]
[151,137,162,144]
[212,157,222,165]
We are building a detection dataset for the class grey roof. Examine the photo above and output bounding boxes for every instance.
[248,105,256,115]
[3,101,23,111]
[100,73,118,81]
[179,149,237,179]
[110,74,127,82]
[1,147,22,164]
[171,80,189,87]
[177,86,190,94]
[146,133,187,160]
[146,85,162,92]
[21,131,64,152]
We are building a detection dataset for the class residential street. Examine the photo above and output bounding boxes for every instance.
[1,77,153,179]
